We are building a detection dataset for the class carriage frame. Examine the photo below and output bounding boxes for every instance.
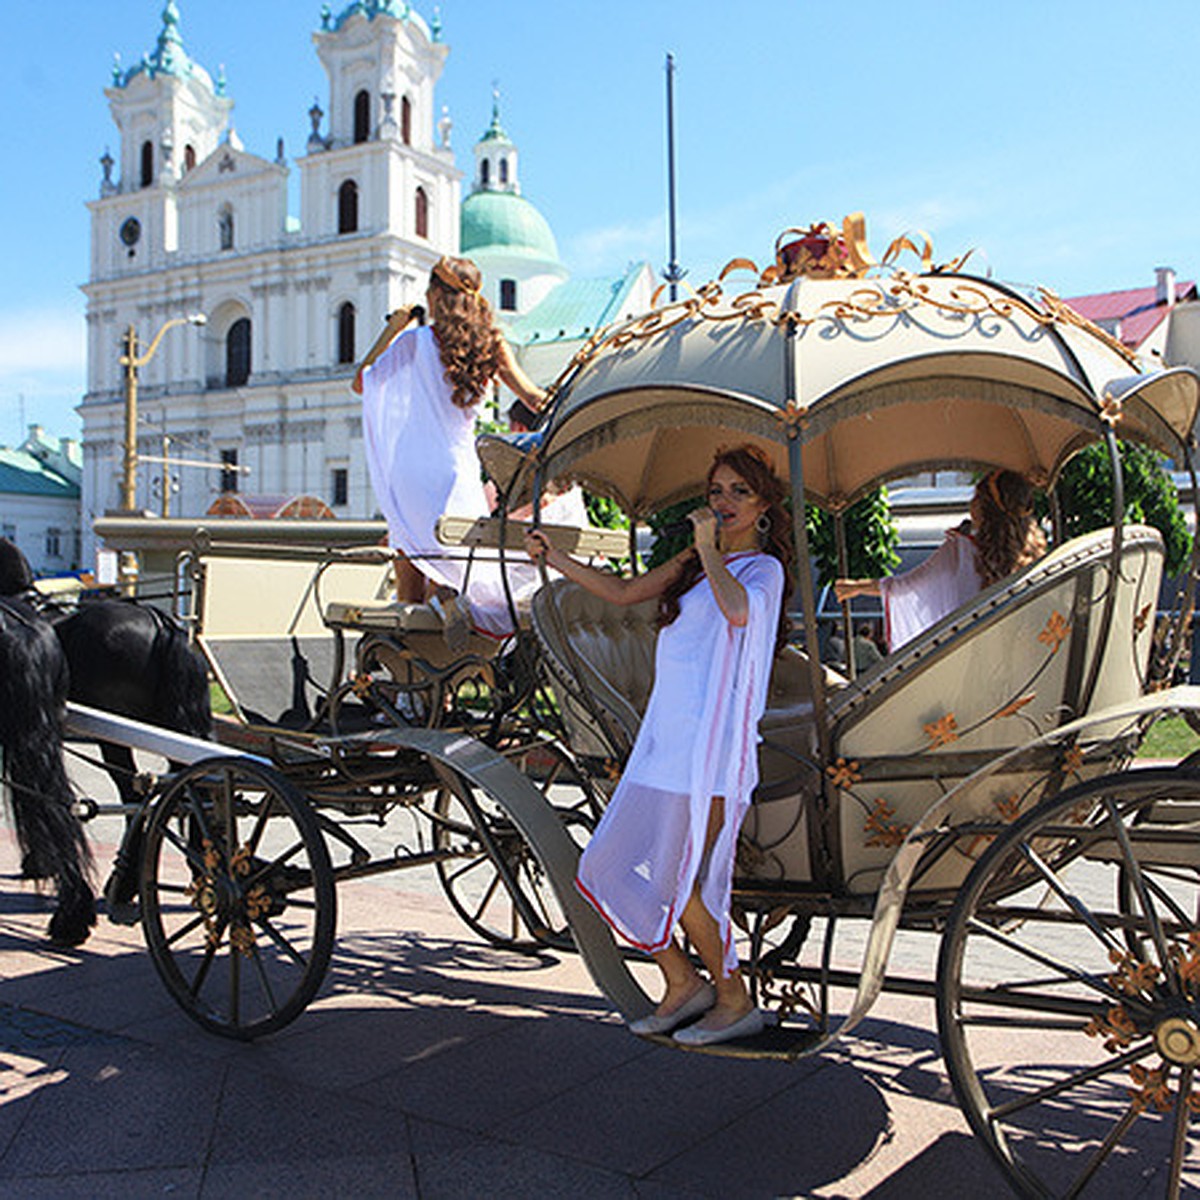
[65,230,1200,1199]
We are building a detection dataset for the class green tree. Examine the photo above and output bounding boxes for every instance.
[1045,441,1190,577]
[806,487,900,588]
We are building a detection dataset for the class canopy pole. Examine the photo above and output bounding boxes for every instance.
[834,511,855,682]
[1078,426,1126,712]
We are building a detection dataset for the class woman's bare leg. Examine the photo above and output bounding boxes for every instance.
[677,891,752,1028]
[393,552,426,603]
[647,797,752,1023]
[647,939,709,1017]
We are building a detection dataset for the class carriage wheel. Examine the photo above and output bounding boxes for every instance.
[140,757,336,1040]
[936,767,1200,1198]
[433,739,597,952]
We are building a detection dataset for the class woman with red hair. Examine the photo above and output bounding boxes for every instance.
[361,256,547,612]
[526,445,792,1046]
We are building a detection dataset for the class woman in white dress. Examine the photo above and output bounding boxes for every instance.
[360,256,548,606]
[835,470,1047,651]
[525,446,791,1046]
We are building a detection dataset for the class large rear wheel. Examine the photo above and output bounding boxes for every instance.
[140,757,336,1040]
[937,768,1200,1197]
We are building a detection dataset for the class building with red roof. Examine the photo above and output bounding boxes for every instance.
[1064,268,1197,359]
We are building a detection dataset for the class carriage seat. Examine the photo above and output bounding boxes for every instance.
[323,598,510,669]
[738,524,1166,893]
[531,578,659,758]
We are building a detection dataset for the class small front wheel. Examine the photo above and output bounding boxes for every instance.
[140,757,336,1040]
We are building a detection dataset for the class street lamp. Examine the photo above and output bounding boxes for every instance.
[118,312,206,590]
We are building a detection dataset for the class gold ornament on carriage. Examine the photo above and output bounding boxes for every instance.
[863,797,911,847]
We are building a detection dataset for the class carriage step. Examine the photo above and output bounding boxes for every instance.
[644,1021,825,1061]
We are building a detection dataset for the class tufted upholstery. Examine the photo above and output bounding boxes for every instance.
[531,579,659,759]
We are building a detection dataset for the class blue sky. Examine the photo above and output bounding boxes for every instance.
[3,0,1200,446]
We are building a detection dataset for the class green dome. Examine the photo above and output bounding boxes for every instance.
[461,190,560,262]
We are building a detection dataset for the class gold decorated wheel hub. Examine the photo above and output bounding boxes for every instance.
[1155,1016,1200,1066]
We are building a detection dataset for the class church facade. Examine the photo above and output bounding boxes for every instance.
[82,2,460,561]
[81,2,652,565]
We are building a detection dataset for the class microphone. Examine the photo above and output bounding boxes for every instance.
[657,512,723,540]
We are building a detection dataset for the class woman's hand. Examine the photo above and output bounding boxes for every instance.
[524,527,557,569]
[688,506,720,552]
[834,578,879,602]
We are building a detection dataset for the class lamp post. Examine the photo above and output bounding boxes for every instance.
[118,313,206,590]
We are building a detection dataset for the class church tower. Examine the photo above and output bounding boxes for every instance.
[460,93,567,319]
[92,1,232,277]
[302,2,459,251]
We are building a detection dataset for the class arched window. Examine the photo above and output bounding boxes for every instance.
[218,205,234,251]
[414,187,429,239]
[353,89,371,144]
[499,279,517,312]
[184,144,196,172]
[400,96,412,145]
[480,158,490,187]
[140,140,154,187]
[338,180,358,234]
[499,158,509,185]
[337,302,356,364]
[225,318,251,388]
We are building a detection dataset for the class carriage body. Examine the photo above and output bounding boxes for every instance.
[45,238,1200,1197]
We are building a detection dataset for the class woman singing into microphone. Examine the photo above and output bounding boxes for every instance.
[525,446,792,1046]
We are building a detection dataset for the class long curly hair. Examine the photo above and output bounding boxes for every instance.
[658,445,794,653]
[973,469,1048,587]
[427,256,504,408]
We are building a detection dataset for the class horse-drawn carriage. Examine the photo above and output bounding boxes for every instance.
[31,226,1200,1196]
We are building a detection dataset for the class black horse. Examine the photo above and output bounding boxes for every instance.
[0,593,96,945]
[0,538,212,927]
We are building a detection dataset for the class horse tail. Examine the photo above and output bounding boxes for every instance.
[0,611,94,889]
[154,622,213,740]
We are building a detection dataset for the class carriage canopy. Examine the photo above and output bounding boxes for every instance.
[522,269,1200,515]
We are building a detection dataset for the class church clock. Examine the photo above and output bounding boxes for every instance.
[119,217,142,248]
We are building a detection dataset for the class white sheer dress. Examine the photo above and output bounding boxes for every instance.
[880,527,981,651]
[361,324,582,635]
[576,552,784,976]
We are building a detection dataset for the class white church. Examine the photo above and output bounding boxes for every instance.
[81,1,652,562]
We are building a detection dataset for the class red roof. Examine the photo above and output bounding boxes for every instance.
[1063,280,1196,350]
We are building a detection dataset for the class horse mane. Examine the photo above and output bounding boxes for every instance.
[0,537,35,596]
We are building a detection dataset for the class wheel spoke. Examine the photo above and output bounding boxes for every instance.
[1168,1063,1194,1200]
[222,770,237,864]
[246,937,281,1011]
[1105,797,1175,984]
[442,853,491,887]
[1064,1102,1142,1200]
[963,915,1128,1005]
[991,1042,1153,1119]
[187,924,223,997]
[163,910,209,948]
[470,872,504,925]
[1018,839,1123,956]
[244,796,273,859]
[255,916,311,969]
[229,934,241,1027]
